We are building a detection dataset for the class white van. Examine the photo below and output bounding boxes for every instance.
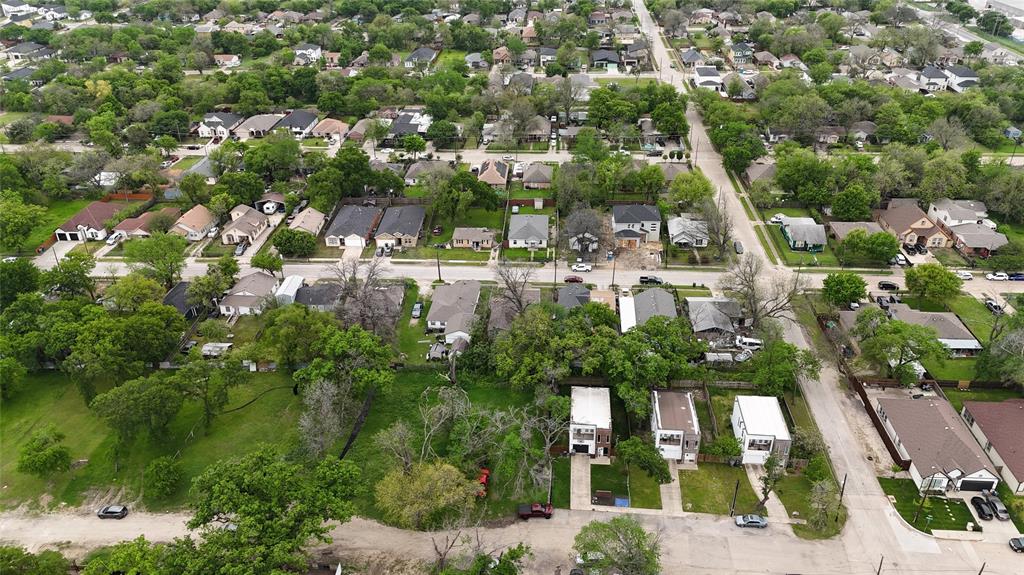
[734,336,763,351]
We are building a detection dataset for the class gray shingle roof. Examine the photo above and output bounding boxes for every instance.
[612,204,660,224]
[557,284,590,309]
[508,214,548,243]
[375,205,425,238]
[634,288,677,326]
[325,205,382,239]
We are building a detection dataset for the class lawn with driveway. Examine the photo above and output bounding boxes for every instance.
[878,478,975,533]
[678,463,759,515]
[589,458,662,510]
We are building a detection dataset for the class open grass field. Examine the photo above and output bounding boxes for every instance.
[775,474,847,539]
[678,463,759,515]
[923,357,977,382]
[1,371,301,510]
[5,199,92,254]
[589,458,662,510]
[878,478,975,533]
[705,386,756,437]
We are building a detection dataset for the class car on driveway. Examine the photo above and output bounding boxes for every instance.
[877,280,899,291]
[571,263,592,272]
[1011,536,1024,552]
[563,275,584,283]
[768,214,784,225]
[97,505,128,519]
[970,496,994,520]
[986,272,1009,281]
[982,489,1011,521]
[955,270,973,280]
[985,299,1004,315]
[411,301,423,319]
[734,514,767,528]
[233,241,249,256]
[891,254,909,267]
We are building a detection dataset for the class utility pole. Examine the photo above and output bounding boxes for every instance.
[876,555,884,575]
[729,479,739,516]
[978,561,986,575]
[435,248,442,282]
[552,209,559,293]
[610,251,617,288]
[835,473,848,522]
[912,489,928,523]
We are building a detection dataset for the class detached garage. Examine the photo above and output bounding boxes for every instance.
[876,397,998,493]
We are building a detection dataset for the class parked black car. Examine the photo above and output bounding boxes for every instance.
[877,280,899,291]
[1008,272,1024,281]
[970,496,994,520]
[97,505,128,519]
[639,276,664,285]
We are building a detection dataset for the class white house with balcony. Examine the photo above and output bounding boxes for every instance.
[732,395,791,466]
[651,390,700,463]
[569,386,612,457]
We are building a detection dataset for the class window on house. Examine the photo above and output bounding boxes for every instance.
[747,439,772,451]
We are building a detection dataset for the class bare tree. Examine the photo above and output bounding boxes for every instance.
[556,76,585,126]
[331,258,400,341]
[562,206,611,260]
[699,196,734,261]
[298,379,351,458]
[419,386,471,460]
[718,254,807,327]
[494,262,537,315]
[374,420,417,473]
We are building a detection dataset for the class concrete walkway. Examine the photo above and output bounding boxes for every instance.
[569,455,592,511]
[743,464,801,524]
[659,460,683,516]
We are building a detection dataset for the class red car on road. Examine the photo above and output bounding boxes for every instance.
[563,275,583,283]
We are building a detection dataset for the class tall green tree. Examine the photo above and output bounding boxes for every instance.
[171,352,250,430]
[821,271,867,308]
[104,273,165,312]
[853,307,947,385]
[0,258,39,310]
[123,233,188,289]
[573,516,661,575]
[90,374,183,466]
[904,263,962,305]
[0,193,45,252]
[261,305,338,371]
[42,251,97,299]
[16,424,71,477]
[750,339,820,397]
[375,460,479,530]
[616,436,672,484]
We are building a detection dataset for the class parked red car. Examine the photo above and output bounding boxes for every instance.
[563,275,584,283]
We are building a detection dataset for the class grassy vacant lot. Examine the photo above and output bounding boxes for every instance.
[6,199,92,254]
[551,457,571,508]
[506,181,552,200]
[590,458,662,510]
[173,156,201,171]
[706,386,756,437]
[775,474,847,539]
[396,283,432,365]
[678,463,759,515]
[931,247,968,268]
[596,78,659,88]
[344,370,537,521]
[941,385,1023,413]
[923,358,977,382]
[1,371,301,510]
[878,478,975,533]
[997,482,1024,533]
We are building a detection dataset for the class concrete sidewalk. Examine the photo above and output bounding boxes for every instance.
[659,460,683,515]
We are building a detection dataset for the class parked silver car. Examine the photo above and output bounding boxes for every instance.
[734,514,767,528]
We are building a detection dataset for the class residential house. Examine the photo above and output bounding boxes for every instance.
[54,201,121,241]
[557,284,590,309]
[660,163,690,183]
[876,397,998,492]
[691,8,715,24]
[383,108,432,146]
[631,288,677,330]
[827,221,884,241]
[221,205,270,245]
[197,112,243,139]
[522,162,553,189]
[255,192,285,215]
[928,199,995,231]
[685,296,749,341]
[732,395,791,466]
[464,52,488,69]
[3,41,52,62]
[163,281,201,320]
[875,199,949,248]
[947,223,1008,258]
[426,280,481,344]
[218,271,279,316]
[917,66,948,92]
[324,205,383,248]
[2,67,41,86]
[816,126,847,145]
[590,49,620,71]
[113,207,182,239]
[569,386,612,457]
[275,275,303,305]
[288,207,325,236]
[839,303,982,357]
[753,50,780,69]
[691,66,723,92]
[611,204,661,248]
[404,160,449,185]
[2,0,35,16]
[961,399,1024,494]
[293,42,322,65]
[778,216,827,252]
[623,40,649,68]
[374,205,426,248]
[945,65,978,92]
[323,52,342,67]
[171,205,217,241]
[295,281,343,312]
[780,53,805,69]
[182,156,218,186]
[568,229,599,253]
[213,54,241,68]
[451,227,496,250]
[849,120,878,143]
[651,390,701,463]
[487,287,540,334]
[507,214,548,248]
[477,159,510,188]
[233,113,285,139]
[667,213,709,248]
[275,109,318,139]
[492,46,512,65]
[405,46,438,69]
[311,118,349,141]
[680,48,705,67]
[588,10,608,26]
[722,72,756,100]
[728,42,753,65]
[346,118,375,142]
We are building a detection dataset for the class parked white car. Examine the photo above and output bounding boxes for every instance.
[570,263,592,272]
[769,214,784,225]
[105,231,126,245]
[955,270,973,280]
[207,226,219,238]
[986,272,1009,281]
[513,162,525,177]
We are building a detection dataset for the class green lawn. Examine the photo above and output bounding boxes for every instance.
[596,78,660,88]
[997,482,1024,533]
[966,27,1024,56]
[941,386,1023,413]
[753,226,778,265]
[501,247,550,263]
[394,208,503,260]
[904,295,996,343]
[705,386,756,437]
[590,458,662,510]
[0,111,30,126]
[678,463,760,515]
[485,141,549,152]
[396,283,432,365]
[172,156,202,171]
[931,248,968,268]
[1,372,301,510]
[551,457,571,509]
[878,478,976,533]
[765,225,839,267]
[506,181,552,200]
[922,358,977,382]
[6,199,92,254]
[775,474,847,539]
[201,241,234,258]
[437,49,468,69]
